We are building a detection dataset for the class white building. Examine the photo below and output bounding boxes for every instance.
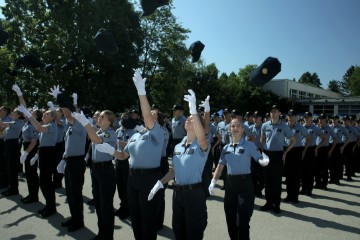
[263,79,342,99]
[263,79,360,117]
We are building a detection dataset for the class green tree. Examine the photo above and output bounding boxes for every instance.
[138,2,191,113]
[327,80,342,94]
[0,0,143,111]
[341,65,355,95]
[347,66,360,96]
[298,72,322,88]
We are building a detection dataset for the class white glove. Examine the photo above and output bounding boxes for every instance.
[47,101,56,110]
[84,153,90,162]
[20,151,28,164]
[96,143,115,155]
[134,125,146,132]
[48,85,61,99]
[184,89,197,115]
[17,104,32,118]
[72,93,78,105]
[57,159,66,174]
[72,112,90,127]
[208,178,216,196]
[259,152,270,167]
[199,95,210,113]
[12,84,23,96]
[30,153,39,166]
[148,180,164,201]
[132,70,147,95]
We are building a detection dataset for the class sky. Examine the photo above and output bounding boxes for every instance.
[1,0,359,88]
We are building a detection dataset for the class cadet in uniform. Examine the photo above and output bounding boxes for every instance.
[96,71,164,240]
[300,112,326,196]
[248,111,265,197]
[18,105,58,217]
[210,118,268,240]
[284,110,309,203]
[147,89,210,240]
[53,108,66,189]
[12,84,41,202]
[60,107,87,232]
[73,109,117,240]
[314,114,337,190]
[329,115,349,185]
[171,104,187,155]
[114,118,136,220]
[260,105,295,213]
[342,116,359,181]
[0,108,24,196]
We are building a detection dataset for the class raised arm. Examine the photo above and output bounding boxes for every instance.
[12,84,27,108]
[184,90,208,150]
[132,70,154,130]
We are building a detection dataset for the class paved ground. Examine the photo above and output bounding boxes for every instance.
[0,167,359,240]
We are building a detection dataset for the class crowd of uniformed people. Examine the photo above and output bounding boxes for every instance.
[0,71,359,240]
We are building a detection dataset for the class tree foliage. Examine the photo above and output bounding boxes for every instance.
[347,66,360,96]
[340,65,355,95]
[298,72,322,88]
[327,80,342,94]
[0,0,143,111]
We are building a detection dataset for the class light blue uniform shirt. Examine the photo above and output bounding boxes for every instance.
[116,127,136,151]
[217,121,229,145]
[4,119,23,140]
[64,120,86,157]
[22,122,39,142]
[302,124,323,147]
[219,138,262,175]
[172,115,187,139]
[316,125,336,147]
[173,137,210,185]
[345,126,358,142]
[261,120,294,151]
[124,122,164,168]
[248,124,262,148]
[92,127,116,162]
[286,123,309,147]
[39,122,58,147]
[331,124,346,144]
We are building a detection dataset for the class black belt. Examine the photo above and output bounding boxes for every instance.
[66,155,85,161]
[92,160,113,167]
[173,182,202,191]
[227,174,251,180]
[129,167,161,175]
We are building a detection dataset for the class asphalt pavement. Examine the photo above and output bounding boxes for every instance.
[0,167,359,240]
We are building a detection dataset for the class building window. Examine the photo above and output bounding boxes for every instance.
[314,105,334,115]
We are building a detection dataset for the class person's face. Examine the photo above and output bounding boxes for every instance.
[230,119,244,137]
[93,111,101,122]
[304,116,312,124]
[319,118,326,125]
[42,111,54,123]
[98,111,111,128]
[288,115,296,124]
[270,109,280,119]
[10,110,20,120]
[254,116,262,125]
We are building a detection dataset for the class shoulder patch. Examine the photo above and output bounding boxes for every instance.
[104,132,110,138]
